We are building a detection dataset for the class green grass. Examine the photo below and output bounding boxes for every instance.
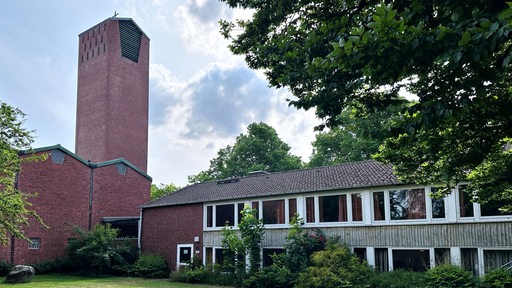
[0,274,226,288]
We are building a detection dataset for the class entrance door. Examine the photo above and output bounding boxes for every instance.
[177,244,194,268]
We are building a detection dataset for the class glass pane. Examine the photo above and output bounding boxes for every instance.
[435,248,451,266]
[390,188,426,220]
[262,248,285,267]
[289,198,297,222]
[461,248,479,275]
[237,203,244,224]
[263,200,285,224]
[481,200,512,217]
[392,249,430,272]
[459,185,474,217]
[352,193,363,221]
[484,250,512,273]
[206,206,213,227]
[373,192,386,221]
[306,197,315,223]
[216,204,234,227]
[179,246,192,263]
[320,195,347,222]
[375,248,389,272]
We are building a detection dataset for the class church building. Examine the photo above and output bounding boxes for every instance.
[0,16,151,265]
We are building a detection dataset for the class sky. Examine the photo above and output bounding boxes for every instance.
[0,0,320,187]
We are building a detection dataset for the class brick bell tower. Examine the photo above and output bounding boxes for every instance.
[75,16,149,171]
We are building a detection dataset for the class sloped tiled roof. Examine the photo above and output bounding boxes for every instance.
[143,160,402,209]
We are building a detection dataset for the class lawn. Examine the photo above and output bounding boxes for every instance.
[0,274,225,288]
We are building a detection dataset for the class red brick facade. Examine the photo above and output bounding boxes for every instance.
[0,146,151,265]
[75,18,150,171]
[140,204,203,271]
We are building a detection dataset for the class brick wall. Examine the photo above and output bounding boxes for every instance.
[141,204,203,271]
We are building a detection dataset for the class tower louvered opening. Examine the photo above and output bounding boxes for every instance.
[118,20,142,62]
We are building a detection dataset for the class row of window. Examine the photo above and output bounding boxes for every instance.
[202,246,512,275]
[204,185,512,229]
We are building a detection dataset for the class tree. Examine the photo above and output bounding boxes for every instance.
[188,122,303,183]
[309,102,406,167]
[0,101,45,245]
[150,183,179,200]
[220,1,512,206]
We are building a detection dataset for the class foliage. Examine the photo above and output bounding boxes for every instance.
[0,101,47,244]
[241,253,295,288]
[30,258,66,274]
[221,206,264,285]
[369,270,427,288]
[481,268,512,288]
[188,122,303,183]
[220,0,512,209]
[0,261,13,277]
[424,264,476,288]
[170,266,210,283]
[150,183,179,200]
[67,224,138,275]
[285,216,328,273]
[309,102,407,167]
[130,253,168,278]
[295,242,374,288]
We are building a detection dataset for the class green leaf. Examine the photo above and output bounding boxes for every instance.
[459,31,471,46]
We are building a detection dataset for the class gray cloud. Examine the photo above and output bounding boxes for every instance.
[184,65,272,138]
[185,0,226,24]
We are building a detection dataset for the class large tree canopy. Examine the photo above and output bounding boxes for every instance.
[220,1,512,206]
[0,101,44,245]
[188,122,303,183]
[309,101,406,167]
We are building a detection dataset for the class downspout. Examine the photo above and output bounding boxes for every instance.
[138,208,143,249]
[88,161,95,231]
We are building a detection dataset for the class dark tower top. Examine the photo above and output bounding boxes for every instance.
[75,17,149,171]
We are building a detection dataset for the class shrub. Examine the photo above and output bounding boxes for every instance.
[424,264,476,288]
[130,253,168,278]
[31,259,65,274]
[170,266,210,283]
[295,243,374,288]
[0,261,13,277]
[66,224,138,275]
[242,253,295,288]
[481,268,512,288]
[369,270,427,288]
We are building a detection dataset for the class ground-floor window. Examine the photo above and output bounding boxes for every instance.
[353,247,366,262]
[375,248,389,272]
[392,249,430,272]
[28,237,41,249]
[262,248,285,267]
[434,248,451,266]
[461,248,479,275]
[484,250,512,273]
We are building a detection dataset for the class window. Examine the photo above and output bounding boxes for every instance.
[206,206,213,228]
[392,249,430,272]
[435,248,451,266]
[373,192,386,221]
[389,188,426,220]
[319,195,347,222]
[263,248,285,267]
[28,238,41,249]
[353,248,366,262]
[480,200,512,217]
[252,201,259,215]
[375,248,389,272]
[237,203,244,224]
[461,248,479,275]
[484,250,512,272]
[262,200,285,224]
[216,204,234,227]
[288,198,297,222]
[459,185,474,217]
[306,197,315,223]
[352,193,363,221]
[205,247,213,266]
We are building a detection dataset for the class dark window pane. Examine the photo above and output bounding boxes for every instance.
[435,248,451,266]
[375,248,389,272]
[179,246,192,264]
[263,200,285,224]
[461,248,479,275]
[481,200,512,217]
[289,198,297,222]
[262,248,285,267]
[459,185,474,217]
[320,195,347,222]
[237,203,244,224]
[354,248,366,262]
[216,204,234,227]
[373,192,385,221]
[207,206,213,227]
[431,188,446,219]
[392,249,430,272]
[390,189,426,220]
[352,193,363,221]
[306,197,315,223]
[484,250,512,273]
